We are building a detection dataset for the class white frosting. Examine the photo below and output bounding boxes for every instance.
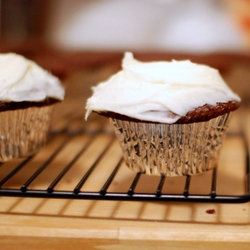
[85,52,240,123]
[0,53,65,102]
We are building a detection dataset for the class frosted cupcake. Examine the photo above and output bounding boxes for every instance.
[0,53,65,162]
[85,52,240,176]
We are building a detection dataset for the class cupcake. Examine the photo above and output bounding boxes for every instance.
[85,52,240,176]
[0,53,65,162]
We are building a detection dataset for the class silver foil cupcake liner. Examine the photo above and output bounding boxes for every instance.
[0,106,54,162]
[109,113,231,176]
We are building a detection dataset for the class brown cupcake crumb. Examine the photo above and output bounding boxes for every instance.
[206,209,216,214]
[176,101,240,123]
[0,98,60,112]
[97,101,240,124]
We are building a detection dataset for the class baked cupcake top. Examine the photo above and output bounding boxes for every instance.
[85,52,240,123]
[0,53,65,102]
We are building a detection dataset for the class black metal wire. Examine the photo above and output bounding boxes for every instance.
[243,131,250,195]
[183,176,191,197]
[74,136,116,194]
[0,156,34,188]
[20,136,72,192]
[100,157,123,196]
[155,176,166,197]
[210,167,217,199]
[128,173,142,196]
[0,128,249,204]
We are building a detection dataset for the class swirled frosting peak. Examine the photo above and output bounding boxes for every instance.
[85,52,240,123]
[0,53,65,102]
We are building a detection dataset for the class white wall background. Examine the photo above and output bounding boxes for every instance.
[45,0,245,53]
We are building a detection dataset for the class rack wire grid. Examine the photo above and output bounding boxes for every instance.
[0,114,249,204]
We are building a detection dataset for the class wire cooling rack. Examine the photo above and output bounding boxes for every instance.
[0,114,249,204]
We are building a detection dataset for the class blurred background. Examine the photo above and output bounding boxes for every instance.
[1,0,250,52]
[0,0,249,103]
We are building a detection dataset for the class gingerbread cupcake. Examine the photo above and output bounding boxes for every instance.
[0,53,65,162]
[85,52,240,176]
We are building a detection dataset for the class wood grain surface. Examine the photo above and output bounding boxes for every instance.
[0,59,249,249]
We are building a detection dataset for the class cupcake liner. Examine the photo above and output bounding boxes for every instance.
[0,106,54,162]
[109,113,231,176]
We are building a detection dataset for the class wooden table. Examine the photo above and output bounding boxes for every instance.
[0,59,250,249]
